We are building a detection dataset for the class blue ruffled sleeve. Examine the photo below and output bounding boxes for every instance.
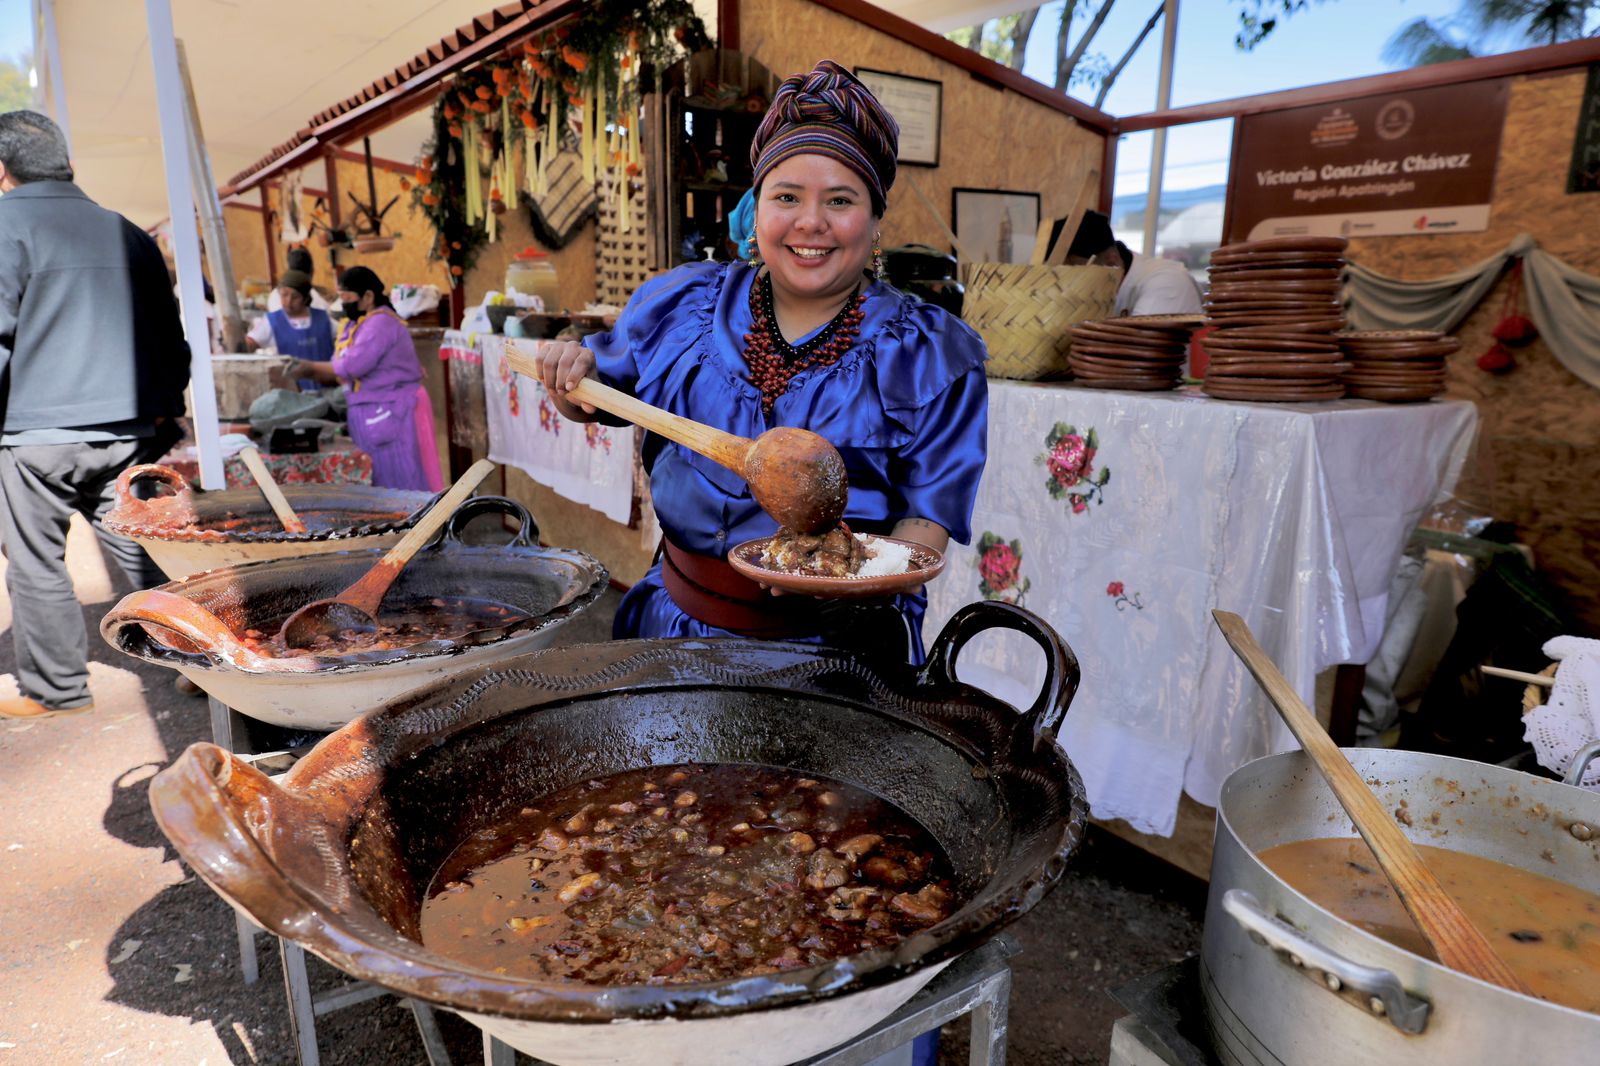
[583,261,722,393]
[869,298,989,545]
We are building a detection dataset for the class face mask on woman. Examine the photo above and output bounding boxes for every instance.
[341,300,364,321]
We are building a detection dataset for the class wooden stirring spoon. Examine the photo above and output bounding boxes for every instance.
[238,446,307,534]
[503,349,846,534]
[1212,610,1533,994]
[278,460,496,650]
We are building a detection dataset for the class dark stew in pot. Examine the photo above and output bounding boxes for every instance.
[245,596,531,657]
[418,764,955,985]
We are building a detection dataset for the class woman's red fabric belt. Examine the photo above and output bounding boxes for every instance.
[660,537,818,638]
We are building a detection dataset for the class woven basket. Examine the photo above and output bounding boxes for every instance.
[961,263,1119,380]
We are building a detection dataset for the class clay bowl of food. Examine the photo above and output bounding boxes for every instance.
[728,528,945,598]
[100,497,607,730]
[104,464,439,580]
[147,601,1085,1066]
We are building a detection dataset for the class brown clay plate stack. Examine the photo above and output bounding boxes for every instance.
[1201,236,1350,402]
[1336,330,1459,402]
[1067,314,1202,391]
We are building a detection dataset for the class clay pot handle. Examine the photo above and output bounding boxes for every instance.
[115,464,193,508]
[920,600,1081,738]
[100,589,271,670]
[147,743,321,936]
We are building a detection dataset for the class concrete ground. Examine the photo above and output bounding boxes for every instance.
[0,519,1205,1066]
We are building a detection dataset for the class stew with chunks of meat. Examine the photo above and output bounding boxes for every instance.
[418,763,956,985]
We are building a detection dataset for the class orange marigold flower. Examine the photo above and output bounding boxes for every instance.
[448,123,463,137]
[562,46,587,70]
[562,80,579,95]
[523,39,540,56]
[442,103,459,119]
[625,162,641,176]
[555,26,570,39]
[475,86,493,100]
[569,94,584,107]
[422,192,438,205]
[450,264,464,276]
[519,111,540,130]
[451,241,462,250]
[471,100,492,113]
[489,188,504,201]
[400,178,411,190]
[414,168,429,183]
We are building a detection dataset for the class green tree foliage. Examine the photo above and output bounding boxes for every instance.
[1384,0,1599,66]
[0,53,34,113]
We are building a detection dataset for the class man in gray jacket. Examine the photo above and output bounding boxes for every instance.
[0,111,190,719]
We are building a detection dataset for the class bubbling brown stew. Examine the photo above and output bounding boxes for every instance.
[1261,838,1600,1014]
[418,764,956,985]
[245,596,530,657]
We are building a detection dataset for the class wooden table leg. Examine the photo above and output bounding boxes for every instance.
[1328,663,1366,747]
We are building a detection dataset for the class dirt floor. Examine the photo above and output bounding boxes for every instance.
[0,519,1205,1065]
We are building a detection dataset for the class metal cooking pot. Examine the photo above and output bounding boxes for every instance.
[1202,746,1600,1065]
[148,602,1087,1066]
[104,464,439,579]
[101,498,606,731]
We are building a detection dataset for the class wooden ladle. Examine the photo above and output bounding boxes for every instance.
[1213,610,1532,994]
[237,446,307,534]
[503,349,846,534]
[278,460,496,650]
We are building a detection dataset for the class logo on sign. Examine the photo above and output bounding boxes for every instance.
[1376,99,1416,140]
[1311,107,1359,148]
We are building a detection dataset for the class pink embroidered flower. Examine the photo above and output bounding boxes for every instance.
[1070,497,1088,514]
[979,543,1021,593]
[1047,433,1089,488]
[1106,581,1124,597]
[508,381,520,417]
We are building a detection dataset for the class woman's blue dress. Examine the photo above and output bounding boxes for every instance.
[584,261,988,660]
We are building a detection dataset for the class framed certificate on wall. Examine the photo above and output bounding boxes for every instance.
[855,68,942,167]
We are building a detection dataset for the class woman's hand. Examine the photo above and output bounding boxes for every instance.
[533,340,599,420]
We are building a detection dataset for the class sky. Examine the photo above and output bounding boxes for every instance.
[0,0,26,63]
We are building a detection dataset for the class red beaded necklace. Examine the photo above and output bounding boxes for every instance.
[742,270,867,417]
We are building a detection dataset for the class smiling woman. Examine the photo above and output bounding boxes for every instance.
[529,59,991,666]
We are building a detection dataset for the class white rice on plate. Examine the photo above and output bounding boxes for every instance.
[853,532,913,578]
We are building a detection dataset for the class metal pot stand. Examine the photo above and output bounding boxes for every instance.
[208,695,457,1066]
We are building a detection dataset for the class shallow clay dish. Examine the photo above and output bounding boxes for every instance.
[1203,382,1344,402]
[1206,362,1350,379]
[1345,385,1443,402]
[1203,337,1342,354]
[1205,267,1342,281]
[727,535,944,599]
[1205,314,1346,331]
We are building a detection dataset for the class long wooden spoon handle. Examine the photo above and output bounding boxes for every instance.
[1212,610,1532,994]
[237,446,307,533]
[340,459,497,615]
[502,347,753,474]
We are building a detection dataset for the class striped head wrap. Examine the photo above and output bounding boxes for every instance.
[750,60,899,216]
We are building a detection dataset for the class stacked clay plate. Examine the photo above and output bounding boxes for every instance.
[1200,236,1350,402]
[1067,314,1202,390]
[1337,330,1458,401]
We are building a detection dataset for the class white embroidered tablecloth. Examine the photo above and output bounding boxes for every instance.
[478,335,637,524]
[925,382,1478,836]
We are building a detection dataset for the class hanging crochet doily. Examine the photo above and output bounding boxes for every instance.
[1523,635,1600,791]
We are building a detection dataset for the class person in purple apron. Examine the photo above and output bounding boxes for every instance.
[244,268,335,390]
[299,266,443,492]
